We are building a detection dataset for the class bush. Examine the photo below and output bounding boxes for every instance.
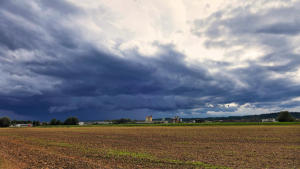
[113,118,132,124]
[64,117,79,125]
[277,111,295,122]
[0,117,11,127]
[56,120,63,125]
[41,122,48,126]
[195,119,205,123]
[33,121,40,126]
[50,118,57,125]
[10,120,32,125]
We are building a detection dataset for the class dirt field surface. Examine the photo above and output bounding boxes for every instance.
[0,126,299,169]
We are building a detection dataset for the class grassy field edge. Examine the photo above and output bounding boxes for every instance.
[35,122,300,128]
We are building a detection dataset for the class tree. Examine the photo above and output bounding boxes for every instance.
[277,111,295,122]
[33,121,40,126]
[0,117,11,127]
[50,118,57,125]
[64,117,79,125]
[195,119,205,123]
[56,120,62,125]
[10,120,17,126]
[41,122,48,126]
[113,118,132,124]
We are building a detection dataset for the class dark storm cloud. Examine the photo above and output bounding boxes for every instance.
[0,0,300,120]
[0,0,235,120]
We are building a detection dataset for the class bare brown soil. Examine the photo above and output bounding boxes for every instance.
[0,126,299,169]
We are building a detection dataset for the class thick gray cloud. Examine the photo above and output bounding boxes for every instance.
[192,1,300,108]
[0,0,299,120]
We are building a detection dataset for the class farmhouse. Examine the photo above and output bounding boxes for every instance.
[261,118,276,122]
[145,115,152,122]
[15,124,32,127]
[94,121,112,124]
[172,116,182,123]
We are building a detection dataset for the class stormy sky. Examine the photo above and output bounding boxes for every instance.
[1,0,300,120]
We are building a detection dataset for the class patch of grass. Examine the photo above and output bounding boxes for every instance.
[284,146,300,149]
[3,134,74,148]
[47,142,74,148]
[105,149,230,169]
[246,136,281,141]
[107,149,152,159]
[0,133,13,136]
[150,157,231,169]
[27,138,74,148]
[223,151,237,156]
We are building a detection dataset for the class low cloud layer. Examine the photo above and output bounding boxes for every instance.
[0,0,299,120]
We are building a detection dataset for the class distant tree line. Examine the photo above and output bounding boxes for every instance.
[10,120,41,126]
[0,116,80,127]
[277,111,295,122]
[183,111,298,122]
[0,111,298,128]
[112,118,134,124]
[0,117,41,127]
[50,117,79,125]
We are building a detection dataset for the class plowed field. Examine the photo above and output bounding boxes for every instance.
[0,126,299,169]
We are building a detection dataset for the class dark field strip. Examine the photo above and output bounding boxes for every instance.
[0,125,299,169]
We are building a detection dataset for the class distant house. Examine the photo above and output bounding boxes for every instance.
[262,118,276,122]
[172,116,181,123]
[78,122,85,125]
[15,124,32,127]
[145,115,152,122]
[160,118,168,123]
[94,121,112,124]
